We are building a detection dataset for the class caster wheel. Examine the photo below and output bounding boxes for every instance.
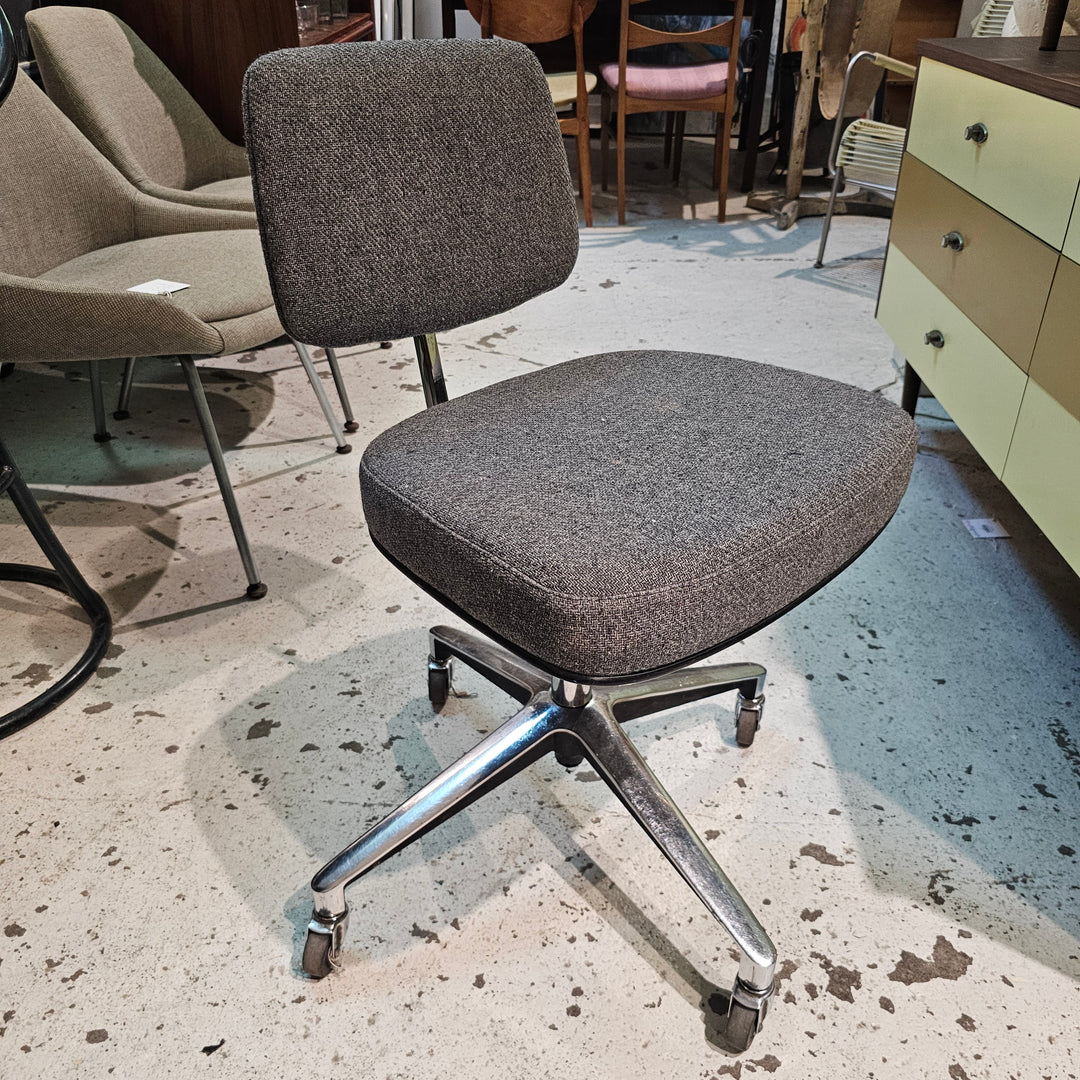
[302,925,336,979]
[334,443,353,455]
[344,420,360,433]
[302,909,348,979]
[734,693,764,748]
[723,1000,760,1053]
[113,409,130,420]
[428,658,452,711]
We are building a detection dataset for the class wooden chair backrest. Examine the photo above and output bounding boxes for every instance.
[620,0,742,58]
[464,0,598,44]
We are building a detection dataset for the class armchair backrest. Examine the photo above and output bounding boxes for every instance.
[0,71,133,278]
[243,40,579,348]
[26,6,237,193]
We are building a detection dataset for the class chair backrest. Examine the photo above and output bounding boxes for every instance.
[26,5,234,193]
[0,70,134,278]
[243,39,579,349]
[972,0,1013,36]
[621,0,742,65]
[463,0,598,45]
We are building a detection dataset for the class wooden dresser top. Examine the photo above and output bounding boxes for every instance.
[918,36,1080,107]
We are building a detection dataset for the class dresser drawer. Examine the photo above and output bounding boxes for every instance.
[1001,380,1080,574]
[1028,254,1080,423]
[877,245,1027,475]
[906,59,1080,249]
[889,153,1058,372]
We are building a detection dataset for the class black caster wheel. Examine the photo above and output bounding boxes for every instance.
[723,1000,760,1053]
[428,658,452,711]
[334,443,353,455]
[113,409,130,420]
[344,420,360,433]
[245,582,268,600]
[301,926,336,979]
[734,692,764,748]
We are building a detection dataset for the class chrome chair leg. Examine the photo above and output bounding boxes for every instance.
[574,698,777,1034]
[88,359,112,442]
[814,163,846,269]
[303,697,564,976]
[324,347,359,432]
[606,662,765,723]
[428,624,549,707]
[114,356,136,419]
[177,355,266,599]
[290,339,352,454]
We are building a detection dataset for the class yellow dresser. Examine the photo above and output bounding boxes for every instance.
[877,37,1080,574]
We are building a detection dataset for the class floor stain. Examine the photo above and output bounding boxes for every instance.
[246,718,280,740]
[888,936,972,985]
[800,842,849,866]
[410,923,439,944]
[14,663,53,688]
[812,953,862,1003]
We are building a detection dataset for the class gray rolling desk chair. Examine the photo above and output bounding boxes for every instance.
[244,39,917,1051]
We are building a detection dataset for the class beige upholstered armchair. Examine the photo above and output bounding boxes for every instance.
[26,5,364,435]
[26,5,253,212]
[0,70,342,599]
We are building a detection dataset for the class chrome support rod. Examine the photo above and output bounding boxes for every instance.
[290,339,351,454]
[177,356,266,598]
[413,333,448,407]
[114,357,136,419]
[323,347,358,432]
[311,698,564,917]
[575,699,776,992]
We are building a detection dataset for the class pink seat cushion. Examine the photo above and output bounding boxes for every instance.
[600,61,727,101]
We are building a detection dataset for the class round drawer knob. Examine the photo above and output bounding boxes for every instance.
[963,122,989,144]
[941,231,964,252]
[924,329,946,349]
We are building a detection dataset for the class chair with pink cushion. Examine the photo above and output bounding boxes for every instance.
[600,0,743,223]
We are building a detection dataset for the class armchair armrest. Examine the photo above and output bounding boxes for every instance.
[0,273,223,363]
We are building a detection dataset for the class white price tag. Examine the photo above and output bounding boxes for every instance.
[962,518,1009,539]
[127,279,190,295]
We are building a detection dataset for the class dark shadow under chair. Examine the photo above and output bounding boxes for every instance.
[243,38,917,1052]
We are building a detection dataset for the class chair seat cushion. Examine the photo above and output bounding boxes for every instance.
[361,350,917,682]
[40,230,281,355]
[600,61,727,101]
[190,174,256,211]
[40,230,275,324]
[546,70,598,108]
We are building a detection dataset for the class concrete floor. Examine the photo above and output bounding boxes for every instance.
[2,143,1078,1079]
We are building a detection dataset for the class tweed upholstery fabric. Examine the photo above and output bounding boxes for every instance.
[244,40,579,347]
[41,232,275,323]
[0,71,280,362]
[26,7,253,209]
[0,70,133,278]
[361,351,917,681]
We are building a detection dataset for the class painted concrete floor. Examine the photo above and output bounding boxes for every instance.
[1,150,1079,1079]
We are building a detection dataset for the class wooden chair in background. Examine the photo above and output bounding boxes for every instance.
[466,0,598,226]
[600,0,744,223]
